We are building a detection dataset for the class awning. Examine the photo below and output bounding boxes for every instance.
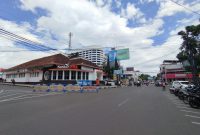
[162,73,192,79]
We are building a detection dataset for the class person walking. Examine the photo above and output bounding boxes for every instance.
[162,82,166,91]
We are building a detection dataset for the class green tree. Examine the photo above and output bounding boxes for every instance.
[176,24,200,84]
[139,74,150,81]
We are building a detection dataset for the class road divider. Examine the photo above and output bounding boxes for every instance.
[33,84,101,93]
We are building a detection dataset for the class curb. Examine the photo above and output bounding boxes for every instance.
[0,83,34,88]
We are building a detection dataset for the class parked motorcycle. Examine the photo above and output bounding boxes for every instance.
[188,88,200,108]
[178,85,195,101]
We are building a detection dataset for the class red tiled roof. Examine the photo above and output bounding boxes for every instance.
[0,68,5,72]
[69,58,99,68]
[6,53,100,71]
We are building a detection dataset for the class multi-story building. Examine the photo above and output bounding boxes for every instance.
[78,48,106,67]
[160,60,192,83]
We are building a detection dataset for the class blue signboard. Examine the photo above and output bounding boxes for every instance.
[77,80,92,86]
[109,50,117,62]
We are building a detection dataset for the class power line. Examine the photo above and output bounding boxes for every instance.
[169,0,200,16]
[134,49,179,66]
[0,28,62,54]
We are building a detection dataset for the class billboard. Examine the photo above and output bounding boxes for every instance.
[109,50,117,62]
[116,48,130,60]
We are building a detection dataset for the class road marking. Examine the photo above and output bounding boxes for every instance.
[177,106,192,109]
[174,103,188,106]
[181,110,200,114]
[0,93,25,99]
[192,122,200,125]
[118,98,129,107]
[185,115,200,119]
[0,93,47,103]
[0,89,4,94]
[0,93,57,103]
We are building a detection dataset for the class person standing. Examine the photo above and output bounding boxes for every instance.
[96,78,100,86]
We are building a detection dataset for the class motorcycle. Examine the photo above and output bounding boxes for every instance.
[182,86,199,104]
[188,92,200,108]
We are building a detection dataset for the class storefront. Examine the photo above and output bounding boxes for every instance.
[3,54,103,84]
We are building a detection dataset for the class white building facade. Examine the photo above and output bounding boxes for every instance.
[78,49,106,67]
[3,54,103,84]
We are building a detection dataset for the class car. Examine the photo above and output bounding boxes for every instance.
[106,80,116,86]
[172,81,190,89]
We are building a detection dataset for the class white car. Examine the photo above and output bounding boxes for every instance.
[172,81,190,89]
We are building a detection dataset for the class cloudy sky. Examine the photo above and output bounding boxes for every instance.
[0,0,200,75]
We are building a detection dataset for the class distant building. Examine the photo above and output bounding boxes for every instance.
[122,68,140,82]
[160,60,192,82]
[69,46,106,67]
[3,54,103,84]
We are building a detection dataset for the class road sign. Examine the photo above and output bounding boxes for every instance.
[114,69,123,75]
[116,48,130,60]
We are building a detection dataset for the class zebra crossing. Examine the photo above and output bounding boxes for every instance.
[0,87,59,103]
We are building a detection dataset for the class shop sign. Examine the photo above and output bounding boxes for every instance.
[58,64,69,68]
[77,80,92,86]
[57,64,78,69]
[175,74,186,77]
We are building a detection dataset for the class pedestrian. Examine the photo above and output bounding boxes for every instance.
[162,82,166,91]
[12,79,15,86]
[96,78,100,86]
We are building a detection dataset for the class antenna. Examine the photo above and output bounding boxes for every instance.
[69,32,73,50]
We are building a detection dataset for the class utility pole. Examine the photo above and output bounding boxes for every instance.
[69,32,73,50]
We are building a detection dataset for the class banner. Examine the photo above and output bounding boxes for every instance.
[116,48,130,60]
[77,80,92,86]
[109,50,117,62]
[114,69,123,75]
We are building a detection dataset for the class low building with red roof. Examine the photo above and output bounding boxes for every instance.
[3,53,103,84]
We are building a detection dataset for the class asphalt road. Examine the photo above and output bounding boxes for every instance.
[0,84,200,135]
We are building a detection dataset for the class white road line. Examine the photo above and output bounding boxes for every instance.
[174,103,188,106]
[118,98,129,107]
[185,115,200,119]
[192,122,200,125]
[181,110,200,114]
[0,93,58,103]
[0,89,4,94]
[0,93,25,99]
[0,93,46,103]
[177,106,192,109]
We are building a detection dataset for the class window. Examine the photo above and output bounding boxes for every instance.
[12,74,17,78]
[58,71,63,80]
[19,73,25,78]
[6,74,11,78]
[86,72,89,80]
[53,71,57,80]
[64,71,69,80]
[71,71,76,80]
[82,72,86,80]
[30,72,39,77]
[77,71,81,80]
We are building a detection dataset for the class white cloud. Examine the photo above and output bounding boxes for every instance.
[2,0,199,76]
[120,2,146,23]
[156,0,188,18]
[0,19,53,68]
[0,0,165,74]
